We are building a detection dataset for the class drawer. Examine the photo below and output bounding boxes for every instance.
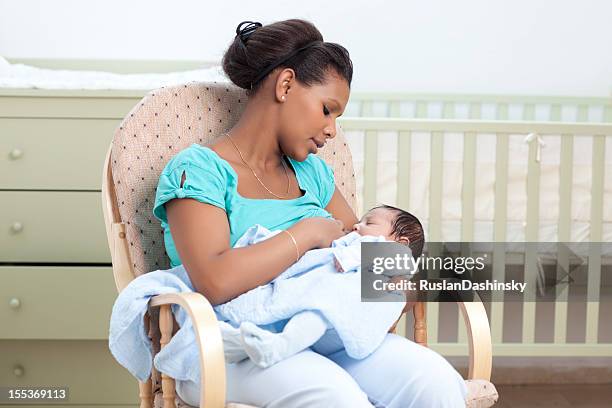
[1,191,110,263]
[0,118,117,190]
[0,91,142,119]
[0,340,140,404]
[0,266,117,340]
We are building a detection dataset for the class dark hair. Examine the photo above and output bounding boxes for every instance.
[375,204,425,259]
[222,19,353,96]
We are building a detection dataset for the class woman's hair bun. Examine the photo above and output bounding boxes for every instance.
[222,19,352,95]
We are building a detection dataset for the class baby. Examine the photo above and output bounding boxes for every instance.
[218,204,425,368]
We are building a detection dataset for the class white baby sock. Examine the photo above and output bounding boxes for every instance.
[239,311,329,368]
[218,320,249,364]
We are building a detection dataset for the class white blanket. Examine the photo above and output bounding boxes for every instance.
[0,56,229,89]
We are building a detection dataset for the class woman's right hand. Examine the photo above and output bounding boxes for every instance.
[296,217,346,249]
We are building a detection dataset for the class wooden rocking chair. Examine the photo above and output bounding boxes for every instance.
[101,81,497,408]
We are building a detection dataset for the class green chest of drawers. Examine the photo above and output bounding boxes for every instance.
[1,89,149,407]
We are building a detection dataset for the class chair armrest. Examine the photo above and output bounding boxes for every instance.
[457,292,492,381]
[150,292,226,408]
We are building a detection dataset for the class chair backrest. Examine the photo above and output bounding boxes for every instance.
[102,81,358,292]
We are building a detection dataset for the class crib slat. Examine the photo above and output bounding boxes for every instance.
[363,130,378,212]
[469,102,482,120]
[550,104,562,121]
[442,102,455,119]
[491,134,509,344]
[461,132,477,241]
[497,103,509,121]
[426,131,444,345]
[388,99,409,339]
[456,131,477,344]
[554,135,573,344]
[577,105,589,122]
[415,101,428,118]
[590,136,606,242]
[429,131,444,241]
[425,242,443,347]
[389,101,401,118]
[397,131,411,210]
[358,100,367,117]
[586,242,602,344]
[358,100,371,118]
[522,135,542,344]
[360,100,373,117]
[604,105,612,123]
[586,135,605,343]
[523,104,535,121]
[361,102,377,213]
[389,100,409,229]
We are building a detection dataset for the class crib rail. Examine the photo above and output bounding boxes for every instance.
[346,94,612,123]
[337,116,612,357]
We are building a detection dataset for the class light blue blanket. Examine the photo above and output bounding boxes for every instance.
[216,225,407,359]
[108,225,407,384]
[108,264,211,384]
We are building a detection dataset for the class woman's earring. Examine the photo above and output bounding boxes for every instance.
[281,95,286,101]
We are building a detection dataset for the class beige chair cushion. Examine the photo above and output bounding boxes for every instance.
[111,81,358,278]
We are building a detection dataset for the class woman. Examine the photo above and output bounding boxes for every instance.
[154,19,468,408]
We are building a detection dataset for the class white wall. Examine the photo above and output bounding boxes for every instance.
[1,0,611,96]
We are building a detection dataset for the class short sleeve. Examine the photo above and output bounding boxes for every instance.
[153,160,227,226]
[309,155,336,208]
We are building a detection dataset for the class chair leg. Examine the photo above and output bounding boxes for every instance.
[139,379,154,408]
[147,310,162,400]
[413,301,427,347]
[159,304,177,408]
[137,312,154,408]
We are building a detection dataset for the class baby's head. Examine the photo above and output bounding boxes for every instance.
[352,205,425,259]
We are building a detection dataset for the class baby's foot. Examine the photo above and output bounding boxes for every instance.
[239,321,289,368]
[218,321,249,364]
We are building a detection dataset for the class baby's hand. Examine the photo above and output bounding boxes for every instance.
[334,257,345,273]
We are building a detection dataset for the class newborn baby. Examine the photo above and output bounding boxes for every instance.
[217,204,425,368]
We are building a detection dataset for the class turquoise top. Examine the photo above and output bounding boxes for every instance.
[153,143,336,267]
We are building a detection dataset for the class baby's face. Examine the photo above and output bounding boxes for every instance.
[352,208,396,241]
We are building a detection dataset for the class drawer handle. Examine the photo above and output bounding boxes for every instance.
[10,221,23,233]
[9,148,23,160]
[9,298,21,309]
[13,365,24,377]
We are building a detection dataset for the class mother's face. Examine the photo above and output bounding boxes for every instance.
[276,70,350,161]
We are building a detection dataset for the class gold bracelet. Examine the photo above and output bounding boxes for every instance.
[282,229,300,263]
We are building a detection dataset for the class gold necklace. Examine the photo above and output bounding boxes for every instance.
[225,133,291,199]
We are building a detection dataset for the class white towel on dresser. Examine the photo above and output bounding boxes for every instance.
[0,57,229,89]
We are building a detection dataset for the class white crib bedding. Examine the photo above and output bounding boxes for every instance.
[0,57,229,89]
